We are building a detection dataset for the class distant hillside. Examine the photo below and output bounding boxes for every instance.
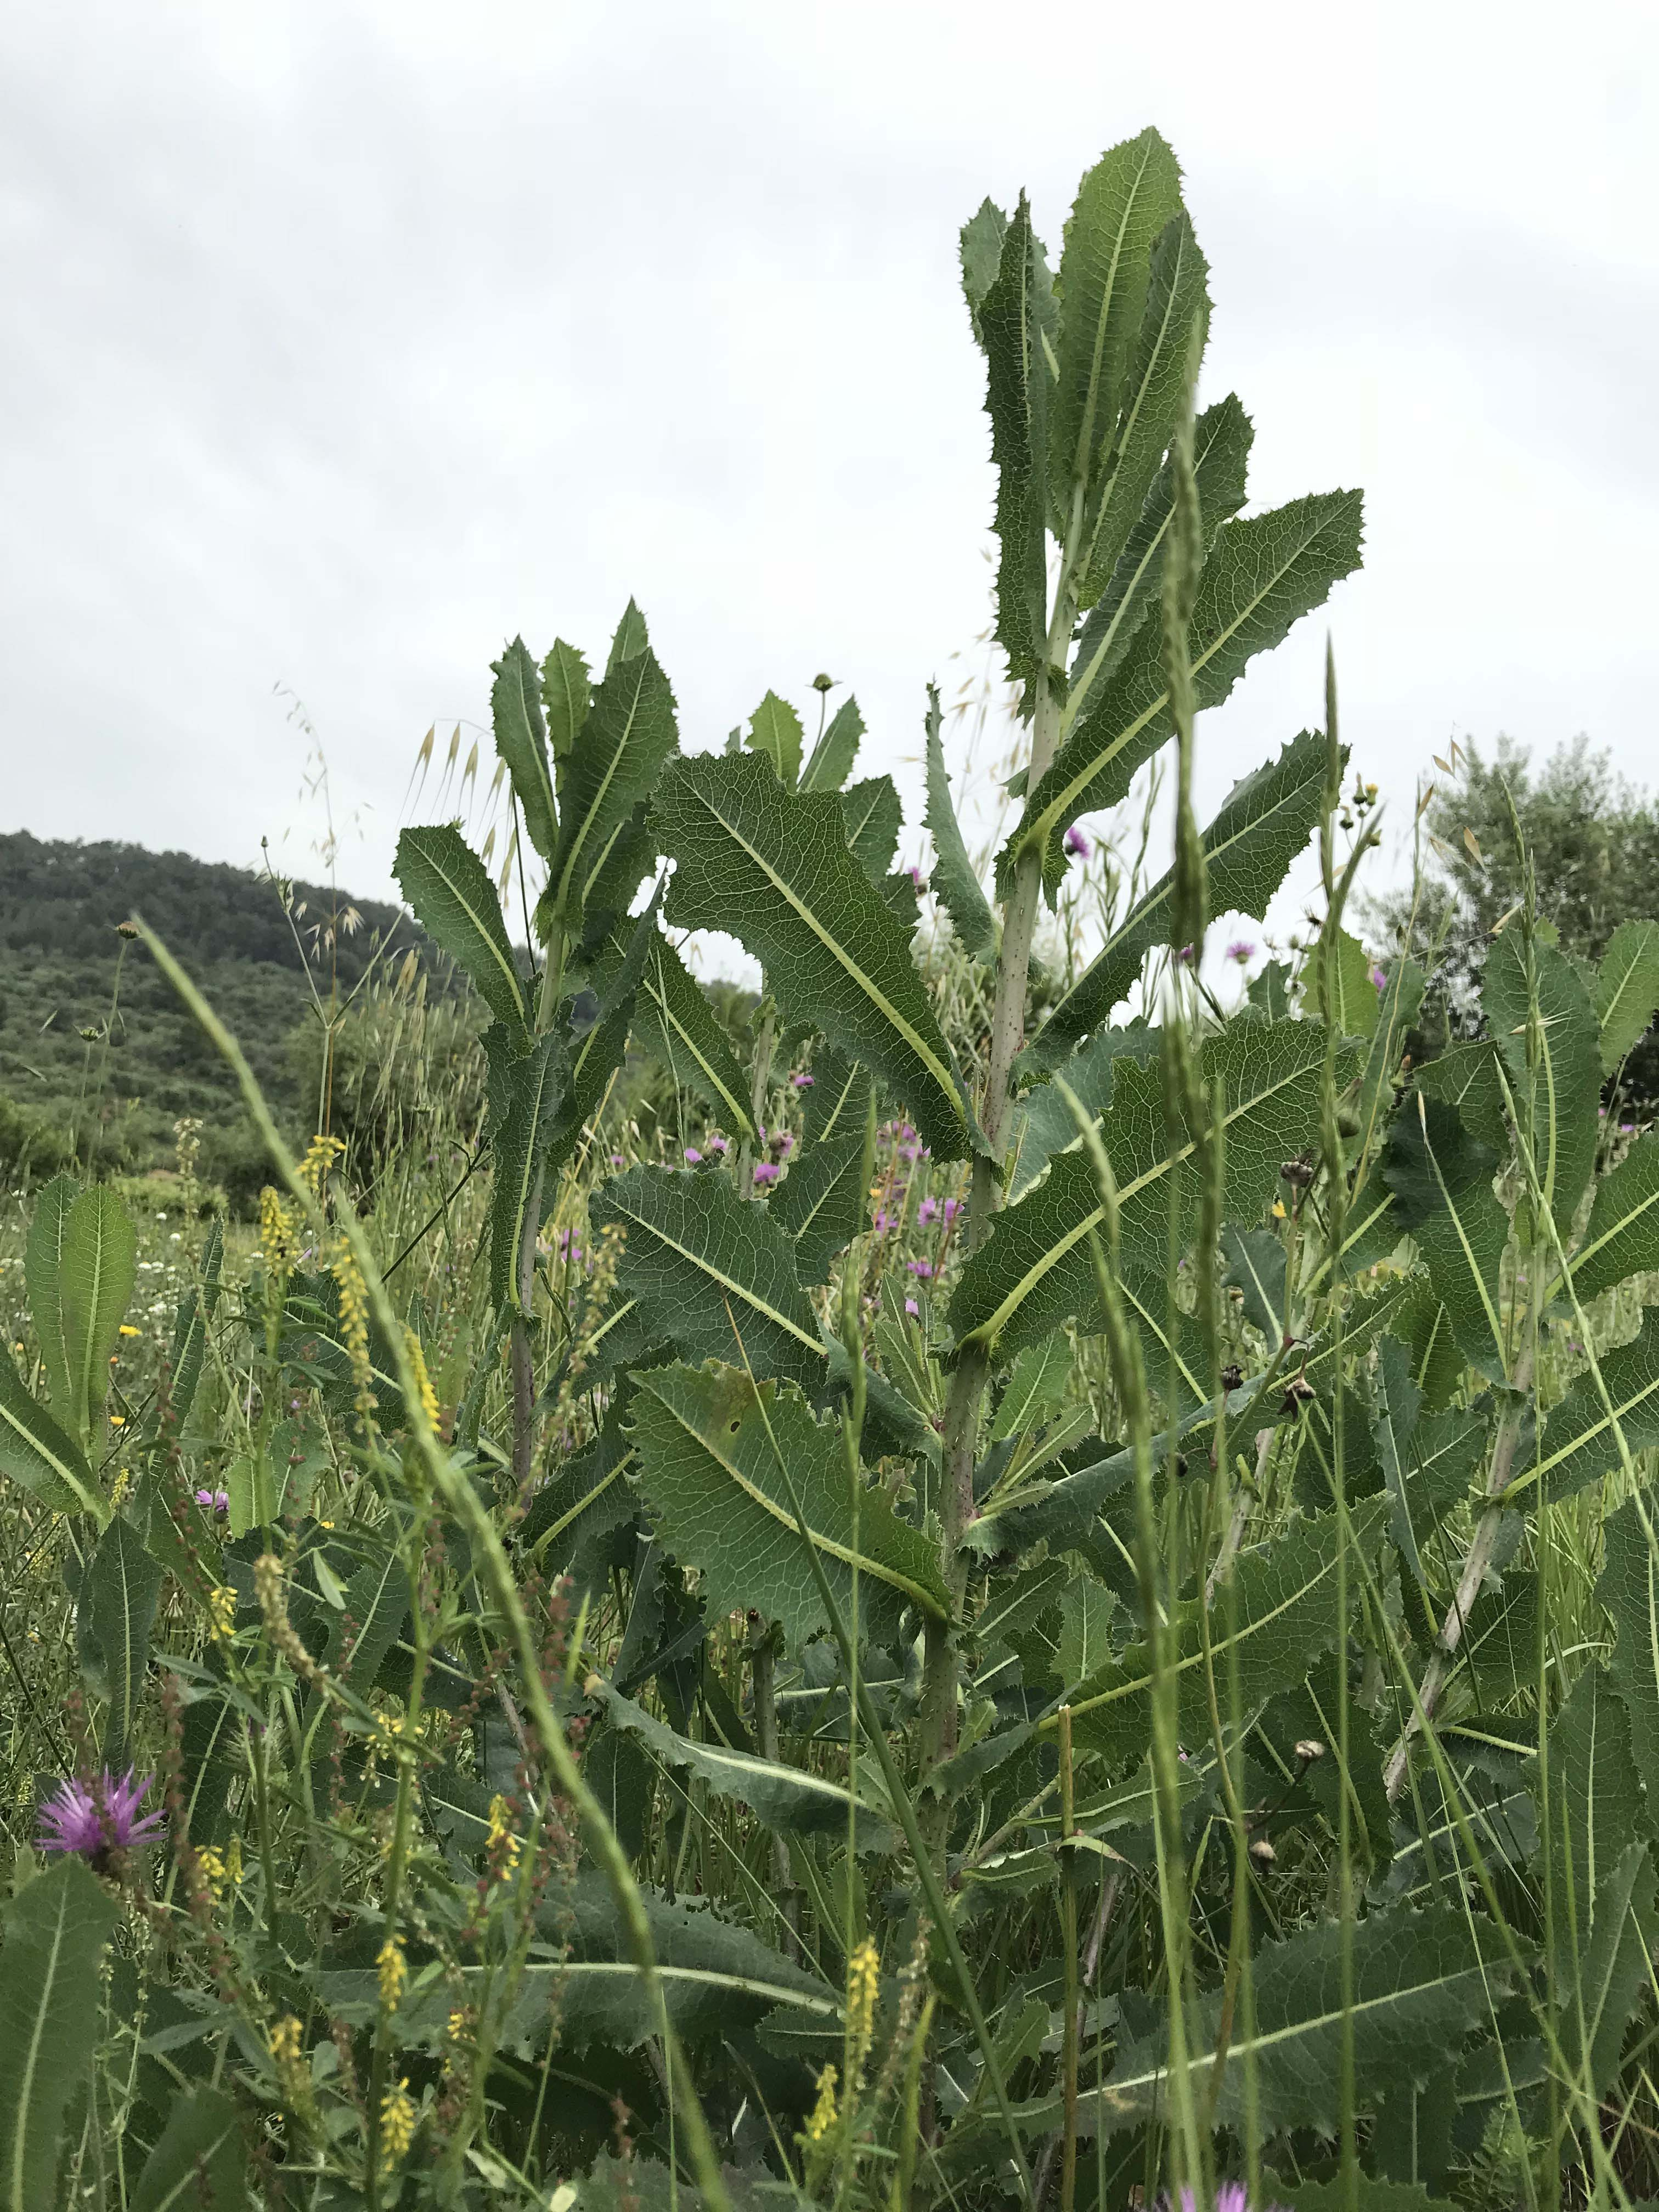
[0,831,443,1185]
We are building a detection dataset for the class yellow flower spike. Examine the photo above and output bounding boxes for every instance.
[377,2078,417,2172]
[403,1325,440,1434]
[258,1185,300,1279]
[207,1585,237,1642]
[804,2063,839,2143]
[377,1936,408,2013]
[846,1937,880,2082]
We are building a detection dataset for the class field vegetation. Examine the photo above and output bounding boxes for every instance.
[2,127,1657,2212]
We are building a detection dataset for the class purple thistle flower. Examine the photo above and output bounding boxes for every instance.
[904,1297,919,1317]
[38,1768,165,1863]
[793,1073,814,1088]
[753,1161,780,1187]
[1064,826,1090,857]
[872,1210,891,1232]
[1226,939,1256,964]
[195,1487,229,1516]
[684,1147,702,1165]
[907,1259,934,1279]
[707,1135,729,1155]
[917,1197,938,1225]
[1370,964,1388,991]
[942,1198,961,1223]
[610,1151,625,1166]
[909,866,925,890]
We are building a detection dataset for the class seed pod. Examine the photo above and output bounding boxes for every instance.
[1280,1156,1315,1188]
[1249,1836,1277,1867]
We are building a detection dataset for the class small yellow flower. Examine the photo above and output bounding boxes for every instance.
[378,2078,417,2172]
[404,1325,440,1434]
[377,1935,408,2012]
[268,2013,310,2108]
[207,1585,237,1642]
[805,2063,839,2143]
[1271,1199,1288,1220]
[846,1937,880,2082]
[108,1413,127,1427]
[118,1324,141,1338]
[486,1792,522,1876]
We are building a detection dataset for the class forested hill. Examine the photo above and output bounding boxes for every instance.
[0,831,444,1191]
[0,831,415,981]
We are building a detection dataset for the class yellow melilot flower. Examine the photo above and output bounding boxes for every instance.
[846,1937,880,2081]
[377,1936,408,2012]
[378,2078,417,2171]
[331,1236,375,1418]
[805,2063,839,2142]
[486,1792,523,1875]
[197,1845,227,1902]
[258,1186,300,1279]
[404,1325,440,1433]
[297,1132,346,1199]
[207,1585,237,1642]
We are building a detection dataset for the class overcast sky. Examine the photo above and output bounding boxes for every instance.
[4,0,1655,938]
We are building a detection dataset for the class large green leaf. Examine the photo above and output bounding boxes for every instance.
[323,1874,834,2053]
[951,1018,1335,1359]
[540,636,592,770]
[1221,1221,1286,1342]
[628,1362,949,1649]
[1596,918,1659,1073]
[1009,1023,1161,1200]
[1317,926,1380,1040]
[981,192,1055,688]
[1598,1488,1659,1778]
[492,634,559,862]
[799,694,864,794]
[1066,393,1252,729]
[1028,728,1335,1064]
[1048,129,1182,537]
[0,1858,121,2212]
[1075,208,1210,606]
[959,196,1009,338]
[589,1166,827,1394]
[394,823,527,1032]
[488,1031,572,1315]
[1040,1905,1522,2141]
[1530,1310,1659,1502]
[151,1217,222,1438]
[1001,489,1364,896]
[923,684,996,962]
[652,752,974,1161]
[78,1514,162,1767]
[1383,1094,1510,1385]
[1567,1131,1659,1302]
[627,928,755,1141]
[0,1350,105,1520]
[24,1172,78,1432]
[129,2088,245,2212]
[746,690,804,787]
[1544,1662,1644,1960]
[1065,1498,1386,1764]
[768,1125,869,1288]
[547,634,678,937]
[839,775,902,884]
[1560,1841,1655,2103]
[588,1681,898,1852]
[59,1185,136,1442]
[1483,930,1600,1235]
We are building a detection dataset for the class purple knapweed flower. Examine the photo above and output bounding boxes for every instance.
[195,1487,230,1516]
[793,1073,815,1089]
[1226,939,1256,964]
[684,1147,702,1165]
[770,1130,793,1156]
[904,1298,919,1317]
[909,866,926,890]
[917,1197,938,1225]
[1064,826,1090,857]
[1167,2185,1267,2212]
[941,1198,961,1223]
[907,1260,934,1279]
[753,1161,780,1187]
[872,1210,891,1232]
[707,1135,729,1155]
[610,1151,624,1167]
[1370,964,1388,991]
[38,1768,165,1864]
